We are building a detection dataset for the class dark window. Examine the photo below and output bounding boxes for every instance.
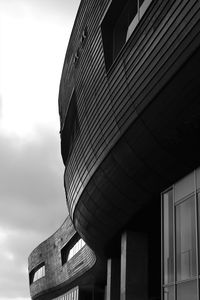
[61,90,80,165]
[101,0,152,71]
[29,262,45,284]
[61,234,85,265]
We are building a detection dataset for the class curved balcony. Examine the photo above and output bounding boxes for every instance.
[28,216,105,300]
[59,0,200,252]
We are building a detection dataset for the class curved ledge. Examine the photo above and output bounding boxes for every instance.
[28,216,106,300]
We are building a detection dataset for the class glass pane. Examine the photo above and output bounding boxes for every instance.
[163,286,174,300]
[163,190,174,284]
[176,196,197,281]
[177,280,197,300]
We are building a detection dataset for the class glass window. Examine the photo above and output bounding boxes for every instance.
[176,196,197,281]
[163,190,174,284]
[177,280,197,300]
[32,264,45,283]
[67,239,85,261]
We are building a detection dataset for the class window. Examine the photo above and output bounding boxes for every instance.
[177,281,197,300]
[68,238,85,261]
[162,172,199,300]
[162,189,174,285]
[176,196,196,281]
[29,263,45,284]
[61,234,86,265]
[101,0,152,71]
[61,90,79,165]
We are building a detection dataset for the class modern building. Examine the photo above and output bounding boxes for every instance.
[29,0,200,299]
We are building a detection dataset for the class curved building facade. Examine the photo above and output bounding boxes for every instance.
[28,216,106,300]
[58,0,200,300]
[29,0,200,300]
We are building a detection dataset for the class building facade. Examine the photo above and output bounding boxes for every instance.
[29,0,200,299]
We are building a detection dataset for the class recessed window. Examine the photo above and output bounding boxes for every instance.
[61,90,80,165]
[68,238,85,261]
[61,234,86,265]
[29,263,45,284]
[101,0,152,71]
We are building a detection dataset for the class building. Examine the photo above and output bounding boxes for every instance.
[29,0,200,300]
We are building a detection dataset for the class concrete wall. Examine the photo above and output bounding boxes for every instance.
[28,216,96,299]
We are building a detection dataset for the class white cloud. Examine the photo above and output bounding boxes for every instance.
[0,13,65,138]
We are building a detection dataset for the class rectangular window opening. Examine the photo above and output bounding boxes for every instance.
[101,0,153,71]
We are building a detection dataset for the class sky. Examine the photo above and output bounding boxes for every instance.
[0,0,81,299]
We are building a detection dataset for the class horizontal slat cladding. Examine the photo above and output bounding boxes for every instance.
[28,217,96,298]
[61,0,200,217]
[59,0,90,128]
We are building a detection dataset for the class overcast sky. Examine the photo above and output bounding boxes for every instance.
[0,0,81,299]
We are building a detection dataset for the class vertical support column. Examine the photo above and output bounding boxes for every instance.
[106,258,120,300]
[120,231,148,300]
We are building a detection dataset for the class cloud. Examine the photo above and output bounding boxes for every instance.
[0,127,67,233]
[0,127,68,298]
[0,228,31,298]
[0,0,81,25]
